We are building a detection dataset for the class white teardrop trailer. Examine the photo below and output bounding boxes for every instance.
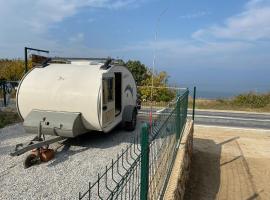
[11,56,141,168]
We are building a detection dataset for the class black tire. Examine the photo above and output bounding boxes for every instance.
[125,110,137,131]
[24,154,39,169]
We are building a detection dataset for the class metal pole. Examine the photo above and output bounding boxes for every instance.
[24,47,28,74]
[2,80,7,107]
[140,123,149,200]
[192,86,196,121]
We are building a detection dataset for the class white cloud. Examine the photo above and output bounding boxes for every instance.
[113,0,270,69]
[179,11,210,19]
[115,37,270,70]
[245,0,270,9]
[0,0,141,33]
[68,33,84,43]
[0,0,143,57]
[193,0,270,41]
[116,38,253,60]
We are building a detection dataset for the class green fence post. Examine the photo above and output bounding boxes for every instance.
[176,97,181,140]
[192,86,196,121]
[140,123,149,200]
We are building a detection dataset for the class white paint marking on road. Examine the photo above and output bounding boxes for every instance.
[139,111,151,115]
[188,108,270,116]
[157,108,166,113]
[195,124,270,132]
[139,111,270,122]
[187,114,270,122]
[139,111,270,124]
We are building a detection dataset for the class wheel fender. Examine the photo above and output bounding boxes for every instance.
[122,105,137,122]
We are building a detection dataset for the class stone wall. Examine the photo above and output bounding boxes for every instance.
[163,119,194,200]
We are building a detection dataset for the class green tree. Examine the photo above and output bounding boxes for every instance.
[139,71,175,102]
[126,60,150,86]
[0,59,32,80]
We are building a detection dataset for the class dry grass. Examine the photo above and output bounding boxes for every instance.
[0,110,21,128]
[191,98,270,112]
[142,93,270,113]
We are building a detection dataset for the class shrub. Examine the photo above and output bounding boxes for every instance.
[232,92,270,108]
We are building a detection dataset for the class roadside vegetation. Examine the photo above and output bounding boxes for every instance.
[0,59,33,80]
[0,110,21,128]
[125,60,175,102]
[191,92,270,112]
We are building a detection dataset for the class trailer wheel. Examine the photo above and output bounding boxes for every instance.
[24,154,40,169]
[125,110,137,131]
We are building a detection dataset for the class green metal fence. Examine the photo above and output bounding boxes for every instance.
[79,89,189,200]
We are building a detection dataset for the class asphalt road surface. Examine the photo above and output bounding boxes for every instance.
[139,108,270,130]
[192,110,270,129]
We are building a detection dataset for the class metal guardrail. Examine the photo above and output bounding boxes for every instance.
[0,80,19,107]
[79,88,192,200]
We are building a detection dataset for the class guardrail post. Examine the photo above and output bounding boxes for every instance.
[192,86,196,121]
[140,123,149,200]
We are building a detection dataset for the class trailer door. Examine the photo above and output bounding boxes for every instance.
[102,74,115,127]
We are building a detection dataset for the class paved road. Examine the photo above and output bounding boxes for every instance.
[139,108,270,130]
[192,110,270,129]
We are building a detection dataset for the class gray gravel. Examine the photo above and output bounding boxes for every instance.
[0,121,143,200]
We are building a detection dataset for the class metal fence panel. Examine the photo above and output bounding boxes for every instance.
[79,89,189,200]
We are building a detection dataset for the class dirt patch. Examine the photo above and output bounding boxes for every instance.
[184,126,270,200]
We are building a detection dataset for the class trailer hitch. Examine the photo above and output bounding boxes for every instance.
[10,136,63,157]
[10,121,64,168]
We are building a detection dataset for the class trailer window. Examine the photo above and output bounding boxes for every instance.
[103,78,114,104]
[115,73,122,116]
[107,78,114,101]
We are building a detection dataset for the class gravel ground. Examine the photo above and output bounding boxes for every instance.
[0,120,144,200]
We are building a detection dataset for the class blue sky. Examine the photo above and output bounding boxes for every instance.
[0,0,270,96]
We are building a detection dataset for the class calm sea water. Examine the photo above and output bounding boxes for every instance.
[167,65,270,99]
